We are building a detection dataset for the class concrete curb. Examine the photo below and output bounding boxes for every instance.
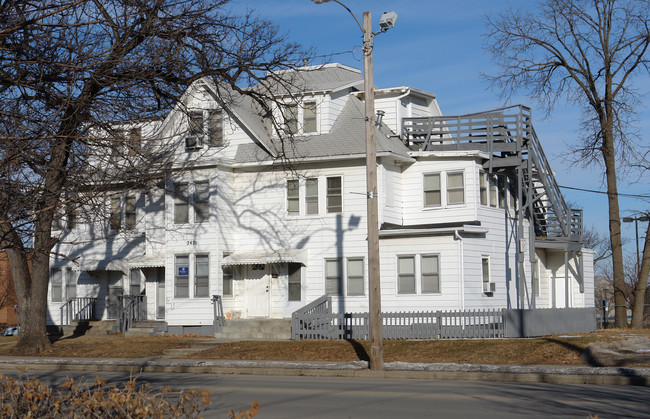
[0,357,648,386]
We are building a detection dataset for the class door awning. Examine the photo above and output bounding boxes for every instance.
[127,254,166,269]
[221,249,307,266]
[72,259,127,273]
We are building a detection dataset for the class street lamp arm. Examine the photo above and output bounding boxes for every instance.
[317,0,364,33]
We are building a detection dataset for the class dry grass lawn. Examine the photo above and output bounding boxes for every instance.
[0,329,647,366]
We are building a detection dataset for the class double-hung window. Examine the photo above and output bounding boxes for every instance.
[423,173,441,207]
[110,197,122,230]
[285,104,298,134]
[51,269,63,302]
[287,179,299,215]
[305,178,319,215]
[447,172,464,204]
[326,176,342,213]
[194,181,210,223]
[421,255,440,293]
[125,196,136,229]
[208,110,223,147]
[186,111,204,149]
[194,255,210,298]
[175,255,190,298]
[130,270,141,295]
[303,101,317,133]
[347,258,365,296]
[288,263,302,301]
[325,258,343,295]
[397,256,416,294]
[398,254,441,294]
[222,252,233,297]
[479,170,488,206]
[174,183,189,224]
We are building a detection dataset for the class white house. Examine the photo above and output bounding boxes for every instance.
[48,63,594,334]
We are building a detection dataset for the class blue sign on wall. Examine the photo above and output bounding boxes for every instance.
[178,266,189,276]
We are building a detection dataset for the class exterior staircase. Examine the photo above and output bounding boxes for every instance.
[213,319,292,340]
[402,105,583,246]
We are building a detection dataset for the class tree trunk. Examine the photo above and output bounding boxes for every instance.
[6,249,51,354]
[601,126,627,328]
[630,222,650,328]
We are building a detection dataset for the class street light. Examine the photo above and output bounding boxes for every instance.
[312,0,397,371]
[622,215,650,272]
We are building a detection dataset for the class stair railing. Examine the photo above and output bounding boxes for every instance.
[60,297,97,327]
[212,295,225,332]
[117,295,147,334]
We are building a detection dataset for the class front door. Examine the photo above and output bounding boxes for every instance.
[246,264,269,317]
[107,271,124,319]
[156,267,165,319]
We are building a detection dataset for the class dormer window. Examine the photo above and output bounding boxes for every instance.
[185,110,223,150]
[285,104,298,135]
[304,101,317,133]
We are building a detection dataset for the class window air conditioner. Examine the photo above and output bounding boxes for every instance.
[483,282,496,293]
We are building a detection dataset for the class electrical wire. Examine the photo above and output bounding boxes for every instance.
[559,185,650,199]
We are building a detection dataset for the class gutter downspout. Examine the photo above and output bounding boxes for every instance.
[454,230,464,313]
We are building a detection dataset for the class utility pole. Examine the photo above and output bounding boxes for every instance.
[362,10,383,371]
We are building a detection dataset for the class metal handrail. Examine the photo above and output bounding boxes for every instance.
[117,295,146,333]
[60,297,96,327]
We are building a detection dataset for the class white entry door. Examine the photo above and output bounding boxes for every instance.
[246,264,270,317]
[554,276,567,308]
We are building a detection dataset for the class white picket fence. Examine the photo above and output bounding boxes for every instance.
[292,296,505,340]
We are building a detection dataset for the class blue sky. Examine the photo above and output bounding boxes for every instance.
[233,0,650,254]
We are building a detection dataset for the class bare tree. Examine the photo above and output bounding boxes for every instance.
[0,0,310,354]
[484,0,650,328]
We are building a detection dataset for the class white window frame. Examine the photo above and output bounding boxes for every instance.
[303,101,317,133]
[305,178,319,215]
[194,254,210,298]
[287,179,299,216]
[326,176,342,213]
[446,171,465,205]
[51,269,63,302]
[397,255,417,294]
[421,254,441,294]
[222,252,234,297]
[175,255,190,298]
[194,181,210,223]
[423,173,441,208]
[346,258,365,296]
[288,263,302,301]
[325,258,343,296]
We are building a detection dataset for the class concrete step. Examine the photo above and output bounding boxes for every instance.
[214,319,292,340]
[62,320,117,337]
[124,327,156,337]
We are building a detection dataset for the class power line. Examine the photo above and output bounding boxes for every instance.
[559,184,650,199]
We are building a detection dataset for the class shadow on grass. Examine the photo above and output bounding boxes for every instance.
[345,339,369,362]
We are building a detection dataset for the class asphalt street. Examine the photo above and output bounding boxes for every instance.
[1,369,648,418]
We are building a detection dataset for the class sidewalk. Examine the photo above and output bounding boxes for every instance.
[1,355,648,387]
